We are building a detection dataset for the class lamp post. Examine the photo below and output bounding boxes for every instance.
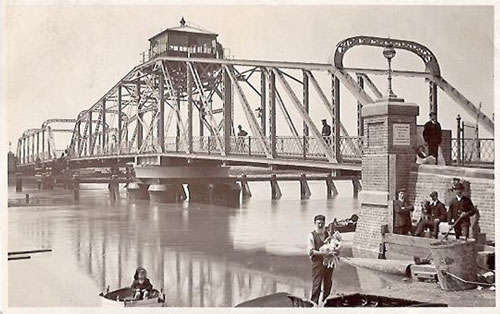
[383,41,397,99]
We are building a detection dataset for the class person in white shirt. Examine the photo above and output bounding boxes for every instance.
[307,214,333,305]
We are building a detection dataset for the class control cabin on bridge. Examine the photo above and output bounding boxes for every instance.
[148,18,223,59]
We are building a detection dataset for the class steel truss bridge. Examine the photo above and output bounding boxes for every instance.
[15,36,494,173]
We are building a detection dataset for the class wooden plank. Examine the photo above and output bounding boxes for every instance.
[385,243,430,259]
[383,234,434,248]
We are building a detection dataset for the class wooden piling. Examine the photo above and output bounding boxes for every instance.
[15,173,22,192]
[352,178,362,198]
[240,174,252,200]
[326,174,338,199]
[109,175,119,202]
[25,194,29,204]
[270,174,282,200]
[300,173,311,200]
[73,175,80,204]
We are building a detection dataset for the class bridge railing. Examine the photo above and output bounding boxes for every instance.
[451,138,494,166]
[20,135,364,164]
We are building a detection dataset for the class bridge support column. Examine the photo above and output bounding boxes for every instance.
[127,182,150,202]
[109,175,119,203]
[240,174,252,200]
[211,182,241,207]
[149,183,183,204]
[326,174,338,199]
[300,173,311,200]
[187,183,211,203]
[353,95,419,256]
[73,175,80,204]
[352,178,362,198]
[15,173,22,192]
[270,174,282,200]
[187,182,240,207]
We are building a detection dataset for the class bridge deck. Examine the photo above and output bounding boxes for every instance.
[69,152,362,172]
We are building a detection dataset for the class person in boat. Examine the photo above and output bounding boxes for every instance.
[307,214,333,305]
[414,191,447,238]
[448,182,477,239]
[131,267,153,300]
[393,189,414,235]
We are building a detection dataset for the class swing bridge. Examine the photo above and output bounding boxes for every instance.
[15,35,494,175]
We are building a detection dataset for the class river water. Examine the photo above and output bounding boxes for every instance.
[8,180,397,307]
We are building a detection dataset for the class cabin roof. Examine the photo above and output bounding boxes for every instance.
[149,24,218,41]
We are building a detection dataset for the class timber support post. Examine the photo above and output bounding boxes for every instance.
[326,174,338,198]
[15,173,22,192]
[352,178,362,198]
[240,174,252,200]
[300,173,311,200]
[73,175,80,204]
[270,174,282,200]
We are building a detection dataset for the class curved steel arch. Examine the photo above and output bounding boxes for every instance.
[333,36,441,76]
[41,118,77,129]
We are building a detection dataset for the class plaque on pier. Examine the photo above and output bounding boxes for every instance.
[393,123,410,146]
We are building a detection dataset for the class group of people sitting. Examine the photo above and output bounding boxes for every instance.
[393,181,477,239]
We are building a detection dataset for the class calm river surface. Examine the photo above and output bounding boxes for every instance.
[8,180,397,307]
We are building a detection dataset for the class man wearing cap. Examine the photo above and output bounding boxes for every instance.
[423,111,442,164]
[307,214,333,305]
[414,191,447,238]
[448,182,477,239]
[393,189,414,235]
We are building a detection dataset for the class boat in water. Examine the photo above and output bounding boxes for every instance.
[99,287,166,307]
[235,292,447,307]
[328,214,358,233]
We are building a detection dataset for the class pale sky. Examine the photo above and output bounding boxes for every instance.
[2,4,495,150]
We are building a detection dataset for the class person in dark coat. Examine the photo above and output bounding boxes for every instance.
[448,182,477,239]
[321,119,331,137]
[393,189,414,235]
[131,267,153,300]
[307,214,333,305]
[422,111,442,164]
[414,191,447,238]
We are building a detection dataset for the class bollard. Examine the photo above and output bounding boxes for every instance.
[300,173,311,200]
[25,194,29,204]
[73,175,80,204]
[15,173,22,192]
[270,174,282,200]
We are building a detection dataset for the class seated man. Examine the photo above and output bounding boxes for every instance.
[414,191,447,238]
[448,182,477,239]
[393,189,414,235]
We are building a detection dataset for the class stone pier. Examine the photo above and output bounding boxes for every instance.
[127,182,150,201]
[353,95,419,256]
[133,164,241,207]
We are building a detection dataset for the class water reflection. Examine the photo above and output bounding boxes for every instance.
[9,181,386,307]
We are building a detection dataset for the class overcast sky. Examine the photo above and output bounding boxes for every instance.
[2,4,495,150]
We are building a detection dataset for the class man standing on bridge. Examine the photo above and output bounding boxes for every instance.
[307,214,333,305]
[321,119,332,146]
[423,111,442,164]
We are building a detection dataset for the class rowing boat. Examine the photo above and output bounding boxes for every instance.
[99,287,166,307]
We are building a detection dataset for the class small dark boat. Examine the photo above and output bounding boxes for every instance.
[236,292,447,307]
[99,287,166,307]
[328,214,358,233]
[324,293,448,307]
